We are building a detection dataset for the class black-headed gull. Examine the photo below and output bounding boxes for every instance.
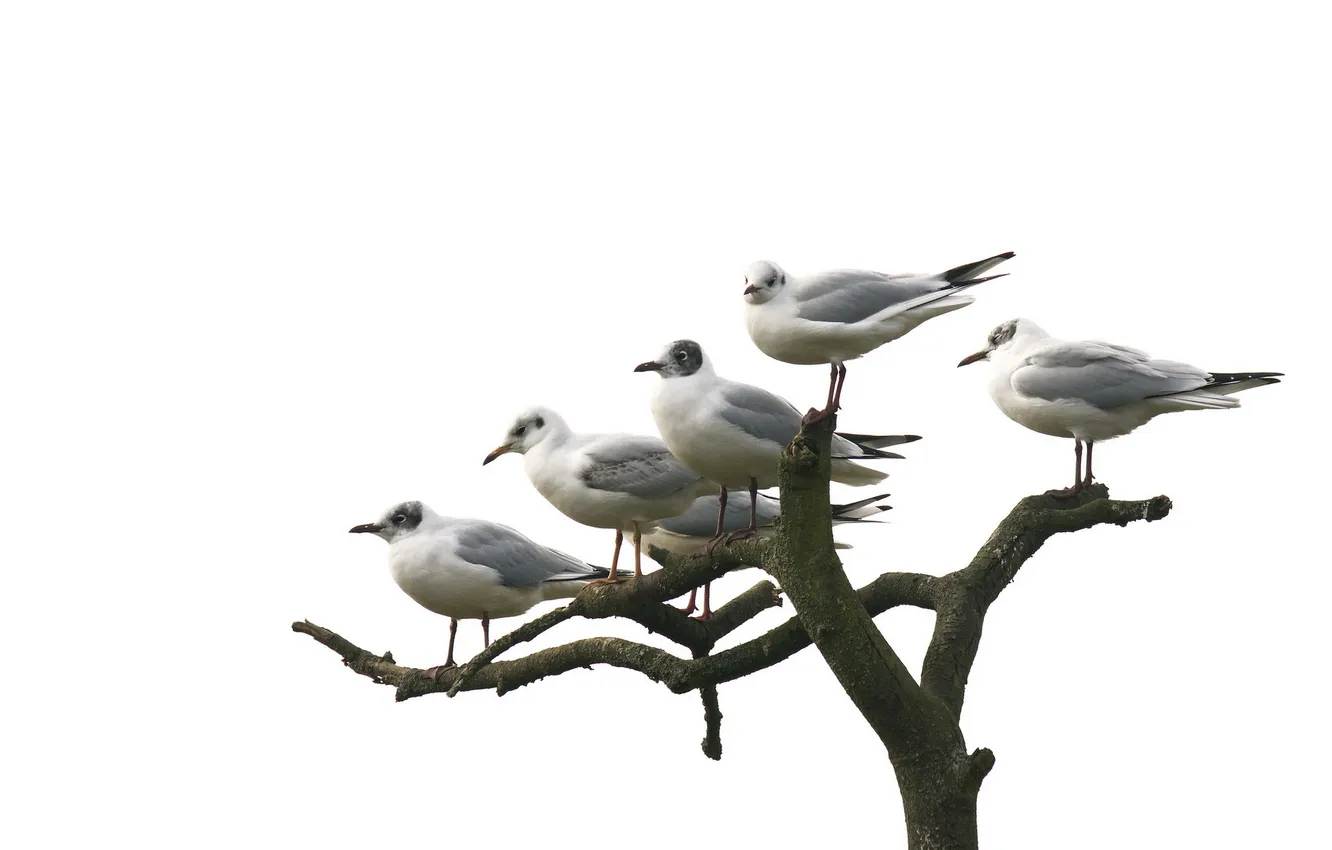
[483,406,717,584]
[957,318,1283,495]
[349,500,626,673]
[743,251,1014,420]
[642,491,892,555]
[635,339,918,616]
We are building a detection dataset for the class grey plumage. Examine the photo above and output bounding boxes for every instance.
[579,436,704,500]
[1010,341,1281,410]
[452,520,608,587]
[717,383,919,458]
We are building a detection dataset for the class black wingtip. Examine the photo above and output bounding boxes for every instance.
[943,251,1017,283]
[1208,371,1285,385]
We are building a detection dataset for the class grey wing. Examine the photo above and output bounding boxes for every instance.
[580,435,704,499]
[656,492,781,537]
[717,383,802,446]
[453,520,597,587]
[1012,341,1210,409]
[793,270,940,324]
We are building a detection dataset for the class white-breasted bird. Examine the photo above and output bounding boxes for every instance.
[743,252,1014,419]
[482,406,717,585]
[957,318,1283,495]
[635,339,918,617]
[349,500,627,673]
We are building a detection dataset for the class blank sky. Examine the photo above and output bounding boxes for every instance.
[2,3,1326,848]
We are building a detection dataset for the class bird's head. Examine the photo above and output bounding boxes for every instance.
[634,339,707,379]
[484,407,565,464]
[742,260,787,305]
[349,500,427,543]
[958,319,1049,367]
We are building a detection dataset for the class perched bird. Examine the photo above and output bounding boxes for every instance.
[958,318,1283,495]
[482,406,717,584]
[349,500,627,674]
[743,251,1015,420]
[636,339,918,617]
[641,491,893,556]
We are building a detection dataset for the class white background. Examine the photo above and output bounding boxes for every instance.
[2,3,1327,848]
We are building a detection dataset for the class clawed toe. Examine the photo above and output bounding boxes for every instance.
[424,662,457,681]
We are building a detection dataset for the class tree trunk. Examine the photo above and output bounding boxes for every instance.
[897,761,983,850]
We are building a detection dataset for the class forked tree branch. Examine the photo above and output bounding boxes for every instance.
[919,487,1172,718]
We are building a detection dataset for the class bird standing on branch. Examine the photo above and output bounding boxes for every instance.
[349,500,628,675]
[636,339,918,618]
[743,251,1014,421]
[483,406,716,584]
[957,318,1283,495]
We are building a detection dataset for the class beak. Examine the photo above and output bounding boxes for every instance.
[482,444,513,465]
[348,523,382,534]
[634,361,663,373]
[957,350,990,368]
[743,284,759,296]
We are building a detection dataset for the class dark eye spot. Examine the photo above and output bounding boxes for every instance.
[392,514,406,525]
[744,276,749,285]
[514,425,527,436]
[675,349,687,360]
[534,416,544,429]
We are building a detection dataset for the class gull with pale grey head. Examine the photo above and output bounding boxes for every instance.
[958,318,1283,495]
[743,251,1014,420]
[349,500,627,674]
[636,339,919,617]
[483,406,717,587]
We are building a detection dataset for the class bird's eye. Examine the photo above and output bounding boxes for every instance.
[514,425,527,436]
[744,277,749,285]
[675,349,687,360]
[392,514,406,525]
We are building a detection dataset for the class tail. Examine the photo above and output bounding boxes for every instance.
[831,492,893,522]
[834,432,922,459]
[1145,371,1282,412]
[830,459,888,486]
[546,565,633,583]
[943,251,1016,285]
[1203,372,1283,395]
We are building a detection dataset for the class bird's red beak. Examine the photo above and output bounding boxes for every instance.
[483,445,512,465]
[743,285,758,295]
[957,350,989,367]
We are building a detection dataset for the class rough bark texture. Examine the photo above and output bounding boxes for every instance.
[294,416,1170,849]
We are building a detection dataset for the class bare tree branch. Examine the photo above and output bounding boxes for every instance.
[919,486,1173,719]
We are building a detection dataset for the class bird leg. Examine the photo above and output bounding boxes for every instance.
[697,488,730,555]
[682,490,729,614]
[482,615,490,649]
[677,587,698,617]
[695,582,712,621]
[803,364,845,425]
[724,477,760,543]
[585,529,627,586]
[830,362,848,412]
[632,522,643,583]
[425,618,460,680]
[1046,440,1086,498]
[1084,441,1096,487]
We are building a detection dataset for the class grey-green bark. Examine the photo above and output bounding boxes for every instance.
[294,415,1170,849]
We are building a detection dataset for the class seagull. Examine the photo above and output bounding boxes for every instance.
[349,500,627,674]
[642,491,893,555]
[743,251,1015,421]
[636,339,919,617]
[482,406,717,586]
[957,318,1283,495]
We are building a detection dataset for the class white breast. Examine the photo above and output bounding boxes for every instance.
[387,533,543,621]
